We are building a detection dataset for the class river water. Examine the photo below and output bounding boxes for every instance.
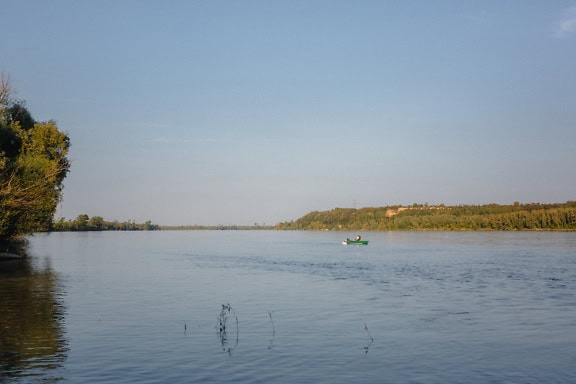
[1,231,575,383]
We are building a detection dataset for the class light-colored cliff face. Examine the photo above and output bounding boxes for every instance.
[385,207,409,217]
[386,206,446,217]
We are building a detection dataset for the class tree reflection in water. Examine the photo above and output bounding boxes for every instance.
[0,254,68,380]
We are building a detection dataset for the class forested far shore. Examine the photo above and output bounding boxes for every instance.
[275,201,576,231]
[52,214,160,231]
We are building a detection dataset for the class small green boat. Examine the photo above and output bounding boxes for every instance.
[342,239,369,245]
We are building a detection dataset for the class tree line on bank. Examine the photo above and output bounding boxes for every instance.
[1,73,70,243]
[52,214,160,232]
[275,202,576,231]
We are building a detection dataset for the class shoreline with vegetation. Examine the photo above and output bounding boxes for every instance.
[49,202,576,233]
[51,214,160,232]
[275,201,576,231]
[50,214,274,232]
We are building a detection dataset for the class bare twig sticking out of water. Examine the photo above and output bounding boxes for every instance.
[267,311,276,349]
[217,303,239,353]
[362,321,374,354]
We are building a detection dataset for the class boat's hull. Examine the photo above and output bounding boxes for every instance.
[342,240,369,245]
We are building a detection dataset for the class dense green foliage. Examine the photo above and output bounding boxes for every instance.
[275,202,576,231]
[52,214,160,231]
[1,74,70,240]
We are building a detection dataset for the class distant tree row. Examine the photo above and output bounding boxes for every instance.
[275,202,576,231]
[52,214,160,232]
[160,224,274,230]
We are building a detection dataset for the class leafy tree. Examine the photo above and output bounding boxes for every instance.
[73,214,89,231]
[0,73,70,241]
[7,102,35,131]
[87,216,105,230]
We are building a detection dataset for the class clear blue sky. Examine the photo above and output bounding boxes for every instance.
[2,1,575,225]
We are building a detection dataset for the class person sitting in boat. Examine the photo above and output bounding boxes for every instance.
[346,238,350,244]
[355,234,361,241]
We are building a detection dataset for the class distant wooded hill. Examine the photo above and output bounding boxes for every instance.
[275,202,576,231]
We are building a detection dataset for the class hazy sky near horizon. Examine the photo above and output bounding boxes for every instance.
[2,1,575,225]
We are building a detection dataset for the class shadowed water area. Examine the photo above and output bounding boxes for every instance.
[0,255,67,382]
[1,231,575,383]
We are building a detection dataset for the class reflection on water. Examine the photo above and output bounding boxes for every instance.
[0,254,68,381]
[3,231,575,383]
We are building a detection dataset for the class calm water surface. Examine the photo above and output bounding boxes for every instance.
[1,231,575,383]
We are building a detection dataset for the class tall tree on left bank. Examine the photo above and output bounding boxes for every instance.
[0,73,70,241]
